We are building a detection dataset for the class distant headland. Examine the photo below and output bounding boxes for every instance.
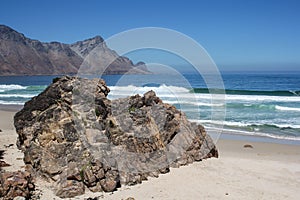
[0,25,150,76]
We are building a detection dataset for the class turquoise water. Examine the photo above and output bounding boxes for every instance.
[0,72,299,141]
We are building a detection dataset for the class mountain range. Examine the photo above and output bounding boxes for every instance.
[0,25,149,76]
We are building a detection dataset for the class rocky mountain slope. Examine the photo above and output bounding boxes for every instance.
[12,76,218,198]
[0,25,149,75]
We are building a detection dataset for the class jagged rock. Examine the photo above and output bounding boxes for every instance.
[0,171,35,200]
[55,179,85,198]
[0,150,10,170]
[14,76,218,198]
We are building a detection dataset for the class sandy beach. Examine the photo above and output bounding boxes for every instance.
[1,108,300,200]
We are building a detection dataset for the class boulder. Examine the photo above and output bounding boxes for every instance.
[14,76,218,198]
[0,171,35,200]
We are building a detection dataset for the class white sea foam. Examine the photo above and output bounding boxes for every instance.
[190,119,300,129]
[0,84,27,92]
[225,94,300,102]
[108,85,190,97]
[108,85,300,103]
[0,100,24,105]
[190,119,251,127]
[275,105,300,112]
[271,123,300,129]
[162,100,224,107]
[0,94,35,98]
[206,127,300,141]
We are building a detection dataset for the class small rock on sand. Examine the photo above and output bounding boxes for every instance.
[243,144,254,148]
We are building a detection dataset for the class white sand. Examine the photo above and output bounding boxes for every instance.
[0,110,25,172]
[1,109,300,200]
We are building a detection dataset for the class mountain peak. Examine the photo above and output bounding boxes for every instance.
[0,25,150,75]
[70,35,106,58]
[0,24,26,41]
[0,24,17,32]
[90,35,104,43]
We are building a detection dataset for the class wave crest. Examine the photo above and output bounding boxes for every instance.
[192,88,300,96]
[0,84,27,92]
[275,105,300,112]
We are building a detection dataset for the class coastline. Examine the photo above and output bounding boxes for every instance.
[1,104,299,146]
[0,104,23,112]
[1,107,300,199]
[208,128,300,146]
[1,73,299,142]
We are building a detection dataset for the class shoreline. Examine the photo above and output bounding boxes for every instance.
[1,108,300,199]
[1,104,299,146]
[208,128,300,146]
[0,104,23,112]
[219,130,300,146]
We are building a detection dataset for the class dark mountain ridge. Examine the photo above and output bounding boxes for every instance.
[0,25,149,76]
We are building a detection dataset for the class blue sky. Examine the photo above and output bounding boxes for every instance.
[0,0,300,71]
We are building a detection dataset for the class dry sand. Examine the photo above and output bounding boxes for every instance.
[1,109,300,200]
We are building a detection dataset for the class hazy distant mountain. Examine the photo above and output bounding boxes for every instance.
[0,25,149,76]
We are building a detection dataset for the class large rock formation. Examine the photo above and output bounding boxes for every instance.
[0,25,149,75]
[14,76,218,198]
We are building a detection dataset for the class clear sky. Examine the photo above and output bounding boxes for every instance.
[0,0,300,72]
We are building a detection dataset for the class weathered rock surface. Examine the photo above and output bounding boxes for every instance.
[0,150,10,169]
[0,25,149,76]
[0,171,35,200]
[14,76,218,198]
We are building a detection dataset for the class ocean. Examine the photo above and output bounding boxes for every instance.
[1,72,299,143]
